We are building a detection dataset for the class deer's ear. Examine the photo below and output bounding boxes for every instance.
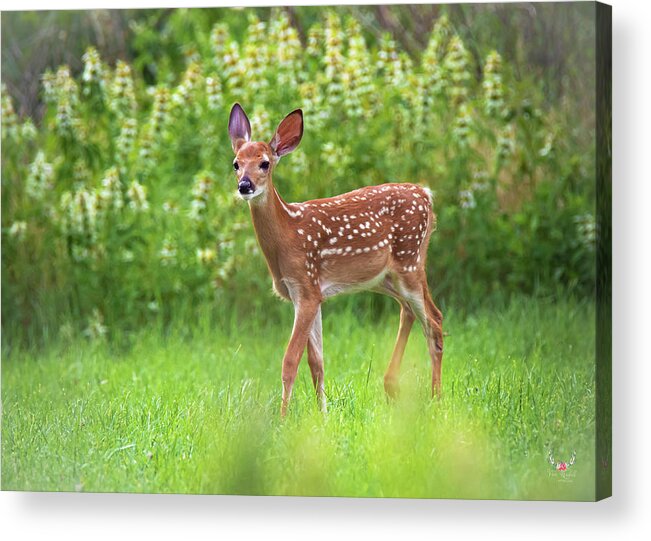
[270,109,303,158]
[228,103,251,153]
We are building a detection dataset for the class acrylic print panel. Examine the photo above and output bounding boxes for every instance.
[1,2,611,500]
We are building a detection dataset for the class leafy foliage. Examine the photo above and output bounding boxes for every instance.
[1,8,595,342]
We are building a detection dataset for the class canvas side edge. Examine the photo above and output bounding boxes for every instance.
[595,0,612,502]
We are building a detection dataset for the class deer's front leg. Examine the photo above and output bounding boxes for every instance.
[281,298,321,417]
[307,306,326,413]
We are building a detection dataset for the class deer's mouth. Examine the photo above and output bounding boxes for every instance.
[238,187,265,201]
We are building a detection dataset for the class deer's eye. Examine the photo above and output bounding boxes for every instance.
[233,161,239,171]
[260,161,270,171]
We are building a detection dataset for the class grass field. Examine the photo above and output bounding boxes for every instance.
[1,296,596,500]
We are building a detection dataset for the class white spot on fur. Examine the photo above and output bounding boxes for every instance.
[279,199,302,218]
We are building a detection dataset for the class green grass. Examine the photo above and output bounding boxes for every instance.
[1,296,596,500]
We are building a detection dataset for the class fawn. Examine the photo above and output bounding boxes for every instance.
[228,104,444,416]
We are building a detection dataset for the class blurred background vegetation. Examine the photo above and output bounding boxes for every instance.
[1,4,597,347]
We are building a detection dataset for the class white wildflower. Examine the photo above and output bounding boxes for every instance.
[459,190,476,210]
[26,151,54,200]
[196,247,217,265]
[83,308,108,341]
[159,238,177,265]
[8,220,27,240]
[127,179,149,212]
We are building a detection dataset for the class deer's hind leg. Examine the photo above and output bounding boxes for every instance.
[420,283,444,398]
[306,306,327,412]
[395,272,444,399]
[374,278,415,399]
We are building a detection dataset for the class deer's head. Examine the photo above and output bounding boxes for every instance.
[228,103,303,202]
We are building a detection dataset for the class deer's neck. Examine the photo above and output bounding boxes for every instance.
[248,184,293,278]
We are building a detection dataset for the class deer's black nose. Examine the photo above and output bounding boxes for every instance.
[238,177,254,194]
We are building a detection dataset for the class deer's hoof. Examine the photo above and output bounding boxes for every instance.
[383,376,400,399]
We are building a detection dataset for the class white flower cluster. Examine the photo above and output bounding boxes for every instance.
[82,46,105,95]
[574,213,597,250]
[271,12,302,89]
[306,24,323,57]
[84,308,108,340]
[288,148,309,177]
[139,85,171,168]
[1,83,18,139]
[109,61,136,119]
[2,84,37,142]
[342,19,374,118]
[151,85,171,133]
[482,51,505,117]
[377,34,406,89]
[26,151,54,200]
[196,247,217,265]
[299,82,327,128]
[205,75,223,111]
[189,171,215,222]
[421,15,451,103]
[402,72,426,131]
[459,189,477,210]
[59,187,98,240]
[323,12,345,107]
[173,61,203,109]
[210,23,229,67]
[127,180,149,212]
[159,237,177,266]
[497,124,516,160]
[21,119,37,140]
[223,41,245,97]
[321,142,352,170]
[53,66,80,137]
[73,159,91,184]
[97,167,124,217]
[242,15,270,98]
[41,70,57,104]
[8,220,27,241]
[56,167,137,255]
[453,103,473,147]
[162,201,179,214]
[444,36,472,106]
[249,108,270,140]
[470,170,491,193]
[539,132,555,157]
[116,116,137,168]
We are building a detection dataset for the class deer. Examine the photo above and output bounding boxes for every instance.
[228,103,444,416]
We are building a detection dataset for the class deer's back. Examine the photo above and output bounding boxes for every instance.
[290,183,435,293]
